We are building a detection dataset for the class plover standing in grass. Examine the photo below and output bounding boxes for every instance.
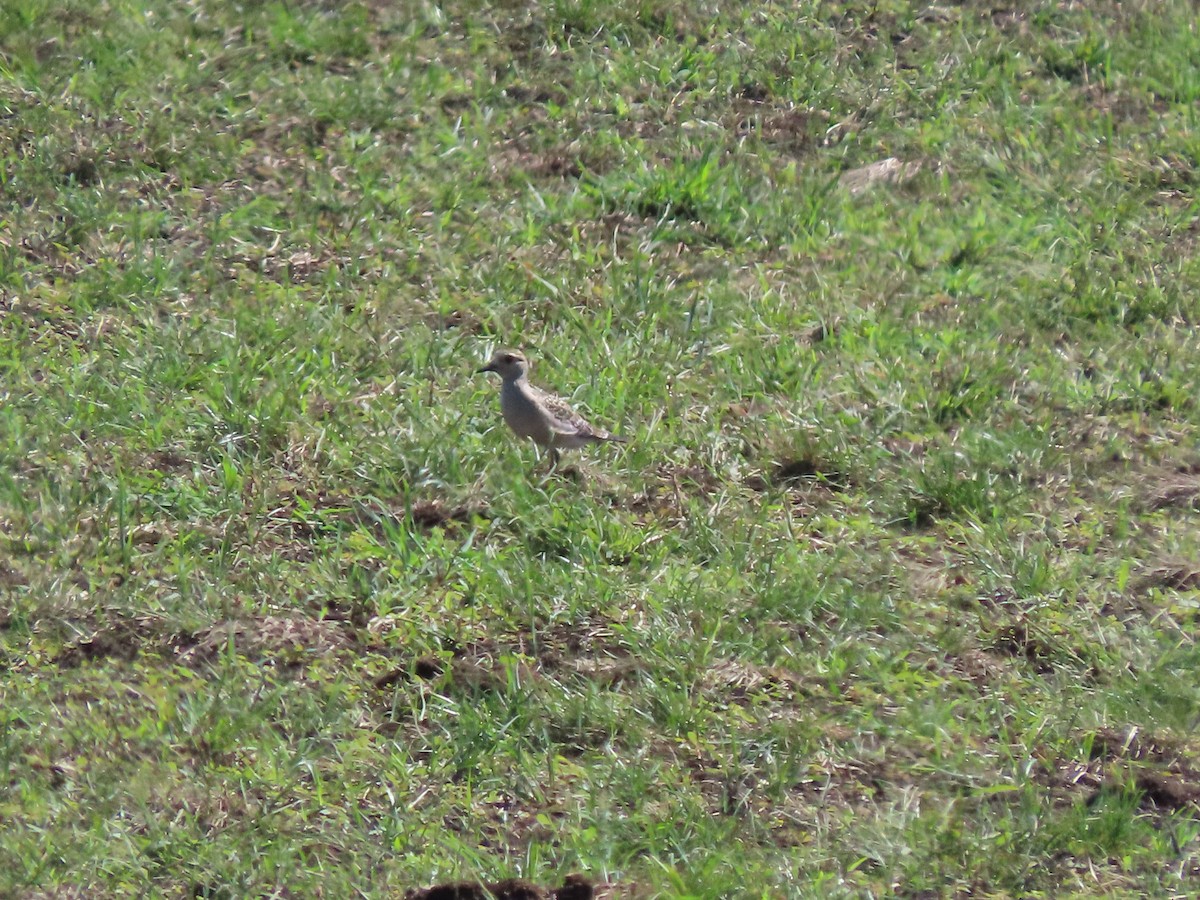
[477,349,627,466]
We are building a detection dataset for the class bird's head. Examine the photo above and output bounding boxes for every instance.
[477,349,529,381]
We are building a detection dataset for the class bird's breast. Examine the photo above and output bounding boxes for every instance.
[500,384,553,444]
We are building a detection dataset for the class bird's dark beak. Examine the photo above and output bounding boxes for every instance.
[477,362,496,374]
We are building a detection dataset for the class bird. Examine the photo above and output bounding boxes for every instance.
[477,349,627,466]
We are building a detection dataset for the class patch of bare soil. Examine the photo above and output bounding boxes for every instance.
[2,291,131,348]
[1089,727,1197,767]
[1157,214,1200,259]
[18,886,95,900]
[525,151,584,180]
[1134,771,1200,811]
[1134,557,1200,593]
[1080,82,1168,133]
[223,244,336,285]
[405,878,543,900]
[676,746,763,818]
[1041,727,1200,814]
[265,486,487,543]
[771,455,850,491]
[790,757,893,810]
[177,615,355,669]
[985,620,1058,674]
[501,84,568,107]
[522,620,639,685]
[775,456,821,483]
[1142,465,1200,512]
[262,486,353,541]
[408,499,486,529]
[701,658,817,708]
[375,620,636,699]
[896,544,971,601]
[624,733,894,851]
[0,560,28,588]
[490,141,609,185]
[425,308,484,333]
[988,5,1031,35]
[653,731,893,845]
[798,319,838,346]
[628,462,722,518]
[735,106,829,157]
[141,448,192,474]
[375,646,531,696]
[948,648,1015,688]
[839,157,922,195]
[405,874,637,899]
[55,615,162,668]
[1060,449,1200,523]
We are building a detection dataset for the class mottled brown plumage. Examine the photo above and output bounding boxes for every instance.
[477,350,626,464]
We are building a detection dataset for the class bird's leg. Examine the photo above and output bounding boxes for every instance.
[532,445,559,475]
[547,446,583,481]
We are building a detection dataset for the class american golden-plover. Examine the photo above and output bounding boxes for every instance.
[477,349,627,466]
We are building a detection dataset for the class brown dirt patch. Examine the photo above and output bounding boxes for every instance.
[1041,727,1200,813]
[263,486,353,541]
[0,560,29,588]
[501,84,567,107]
[265,486,487,543]
[1062,449,1200,522]
[769,456,849,490]
[897,544,971,601]
[839,157,923,195]
[790,757,893,810]
[678,747,763,817]
[491,143,609,185]
[376,621,635,696]
[518,619,633,671]
[528,152,584,180]
[1135,772,1200,811]
[434,652,530,694]
[405,875,637,900]
[1142,467,1200,512]
[225,245,334,285]
[55,615,161,668]
[629,462,731,519]
[798,319,837,346]
[375,641,536,696]
[178,615,355,668]
[657,704,891,823]
[949,648,1015,688]
[985,619,1059,674]
[774,456,820,481]
[425,308,484,333]
[745,106,828,157]
[1087,726,1198,766]
[701,658,816,706]
[406,878,545,900]
[1134,557,1200,593]
[1081,82,1168,130]
[61,155,100,186]
[141,449,191,474]
[409,499,485,529]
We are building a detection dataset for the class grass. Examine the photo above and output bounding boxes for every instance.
[3,0,1200,896]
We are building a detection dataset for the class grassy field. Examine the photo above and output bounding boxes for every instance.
[3,0,1200,896]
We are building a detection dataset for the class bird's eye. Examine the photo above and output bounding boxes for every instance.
[502,354,516,363]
